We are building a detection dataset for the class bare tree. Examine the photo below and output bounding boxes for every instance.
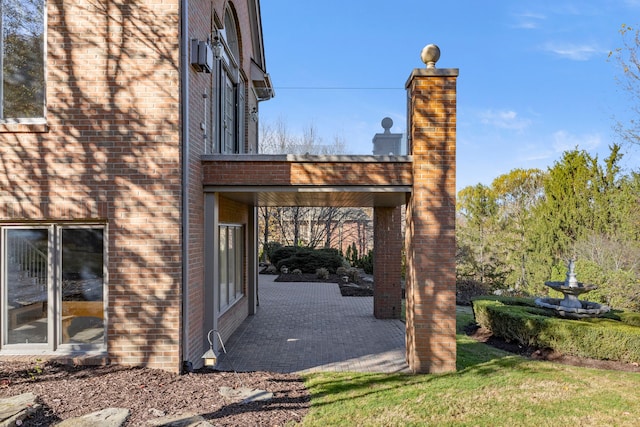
[257,119,373,253]
[611,24,640,146]
[259,118,296,154]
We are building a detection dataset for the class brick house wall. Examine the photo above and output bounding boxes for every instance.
[0,0,183,370]
[183,1,263,368]
[0,0,263,373]
[183,0,210,372]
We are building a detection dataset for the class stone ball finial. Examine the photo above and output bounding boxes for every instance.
[421,44,440,69]
[381,117,393,133]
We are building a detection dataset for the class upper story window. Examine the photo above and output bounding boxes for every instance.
[209,8,245,154]
[0,0,45,121]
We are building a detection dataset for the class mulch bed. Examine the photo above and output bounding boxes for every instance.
[272,272,374,296]
[0,362,310,426]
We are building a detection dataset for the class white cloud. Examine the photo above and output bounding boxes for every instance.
[512,12,546,30]
[478,109,532,131]
[522,151,554,162]
[541,42,604,61]
[552,130,602,152]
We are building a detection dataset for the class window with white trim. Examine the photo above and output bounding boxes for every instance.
[218,224,243,312]
[0,0,45,121]
[1,225,106,350]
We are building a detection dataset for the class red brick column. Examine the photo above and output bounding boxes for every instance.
[373,206,402,319]
[405,67,458,373]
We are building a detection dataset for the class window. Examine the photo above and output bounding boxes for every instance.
[208,8,245,154]
[1,225,105,350]
[218,224,243,312]
[0,0,45,121]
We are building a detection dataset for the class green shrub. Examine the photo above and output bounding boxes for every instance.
[316,268,329,280]
[336,266,349,276]
[262,241,283,263]
[456,279,491,306]
[472,297,640,363]
[605,310,640,327]
[292,268,302,275]
[275,247,344,274]
[356,249,374,274]
[271,246,308,266]
[347,268,360,283]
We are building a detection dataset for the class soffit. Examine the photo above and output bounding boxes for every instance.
[205,186,409,207]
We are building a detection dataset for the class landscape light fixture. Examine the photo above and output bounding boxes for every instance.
[201,329,227,367]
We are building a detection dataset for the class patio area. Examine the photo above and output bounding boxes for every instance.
[214,274,410,374]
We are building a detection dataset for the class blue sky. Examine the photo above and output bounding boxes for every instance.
[259,1,640,190]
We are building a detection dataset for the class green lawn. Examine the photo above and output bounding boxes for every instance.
[299,306,640,426]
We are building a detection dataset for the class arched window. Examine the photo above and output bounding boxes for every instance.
[212,8,245,154]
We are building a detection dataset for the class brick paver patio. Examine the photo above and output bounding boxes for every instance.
[215,274,409,373]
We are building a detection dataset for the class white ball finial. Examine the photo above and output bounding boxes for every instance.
[421,44,440,69]
[381,117,393,133]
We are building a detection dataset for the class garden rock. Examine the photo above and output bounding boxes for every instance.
[0,392,40,427]
[56,407,130,427]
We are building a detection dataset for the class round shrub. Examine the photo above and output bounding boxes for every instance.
[316,268,329,279]
[347,268,360,283]
[336,266,349,276]
[275,247,345,274]
[270,246,308,266]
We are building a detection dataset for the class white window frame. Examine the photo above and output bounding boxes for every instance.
[0,223,107,353]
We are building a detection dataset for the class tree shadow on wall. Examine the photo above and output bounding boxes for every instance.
[0,0,183,368]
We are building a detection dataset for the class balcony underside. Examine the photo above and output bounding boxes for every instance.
[204,185,410,207]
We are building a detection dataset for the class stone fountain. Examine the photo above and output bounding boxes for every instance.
[535,259,610,318]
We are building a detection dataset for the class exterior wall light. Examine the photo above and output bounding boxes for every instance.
[212,35,223,60]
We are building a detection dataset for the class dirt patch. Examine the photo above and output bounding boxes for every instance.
[465,324,640,373]
[0,362,309,426]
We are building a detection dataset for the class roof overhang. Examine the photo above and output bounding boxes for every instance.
[204,185,410,207]
[251,59,274,101]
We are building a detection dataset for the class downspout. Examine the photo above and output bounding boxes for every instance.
[180,0,190,372]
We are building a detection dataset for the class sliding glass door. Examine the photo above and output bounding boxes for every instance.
[4,228,50,346]
[1,225,105,350]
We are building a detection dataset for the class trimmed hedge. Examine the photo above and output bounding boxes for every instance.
[272,246,345,274]
[472,296,640,363]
